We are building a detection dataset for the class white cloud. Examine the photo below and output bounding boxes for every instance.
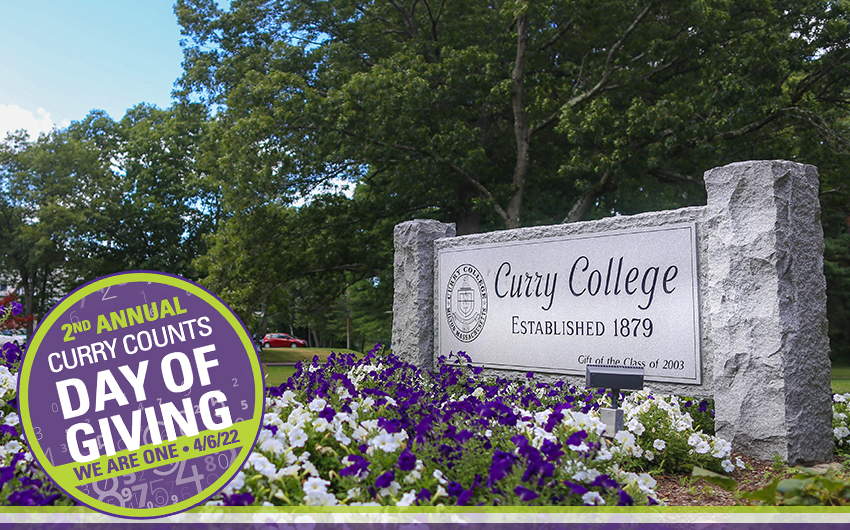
[0,104,57,141]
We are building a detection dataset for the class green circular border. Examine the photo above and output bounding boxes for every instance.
[18,272,265,518]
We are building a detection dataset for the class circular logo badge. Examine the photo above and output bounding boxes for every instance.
[445,264,488,342]
[17,272,265,518]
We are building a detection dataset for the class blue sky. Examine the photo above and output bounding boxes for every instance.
[0,0,188,139]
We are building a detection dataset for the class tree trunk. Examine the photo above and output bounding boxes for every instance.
[507,11,530,229]
[258,299,269,336]
[456,208,481,235]
[19,272,34,336]
[563,169,615,223]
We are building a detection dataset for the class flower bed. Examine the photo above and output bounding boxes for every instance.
[0,336,846,507]
[210,347,737,506]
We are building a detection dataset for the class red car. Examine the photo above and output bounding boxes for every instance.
[261,333,307,348]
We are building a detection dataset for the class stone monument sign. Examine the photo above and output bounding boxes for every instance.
[437,223,701,385]
[392,160,833,464]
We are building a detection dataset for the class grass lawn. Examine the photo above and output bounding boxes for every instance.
[259,347,361,364]
[263,365,297,388]
[833,364,850,394]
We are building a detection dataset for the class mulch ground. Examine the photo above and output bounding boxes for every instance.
[654,454,848,506]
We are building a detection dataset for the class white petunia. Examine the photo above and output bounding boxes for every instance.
[397,490,418,506]
[305,491,338,506]
[312,417,330,432]
[289,427,308,447]
[614,430,636,450]
[694,441,711,454]
[303,476,330,496]
[247,453,278,478]
[582,491,605,505]
[333,426,352,445]
[221,471,245,495]
[371,430,400,453]
[596,448,613,461]
[627,418,645,436]
[308,397,328,412]
[345,487,362,501]
[721,459,736,473]
[259,437,284,455]
[352,426,369,441]
[653,439,666,451]
[378,480,401,498]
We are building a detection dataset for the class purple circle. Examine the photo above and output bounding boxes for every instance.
[18,272,265,518]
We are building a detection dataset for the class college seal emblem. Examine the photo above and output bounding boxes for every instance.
[446,264,488,342]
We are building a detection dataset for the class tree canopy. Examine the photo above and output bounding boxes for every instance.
[1,0,848,358]
[176,0,850,232]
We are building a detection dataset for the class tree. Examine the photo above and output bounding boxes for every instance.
[1,103,220,333]
[73,103,217,281]
[176,0,850,233]
[197,191,395,343]
[0,123,107,330]
[177,0,850,360]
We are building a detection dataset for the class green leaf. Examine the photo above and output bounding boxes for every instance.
[776,478,810,494]
[742,478,780,504]
[691,466,737,492]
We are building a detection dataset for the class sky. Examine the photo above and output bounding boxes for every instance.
[0,0,188,140]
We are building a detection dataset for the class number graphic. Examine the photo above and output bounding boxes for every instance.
[92,477,125,507]
[131,483,148,507]
[153,461,180,476]
[175,460,205,494]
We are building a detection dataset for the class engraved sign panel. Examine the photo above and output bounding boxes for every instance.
[436,223,701,384]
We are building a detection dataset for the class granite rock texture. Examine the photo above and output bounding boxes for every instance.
[392,220,456,370]
[705,160,832,464]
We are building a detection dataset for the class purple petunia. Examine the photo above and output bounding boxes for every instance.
[224,492,255,506]
[489,450,517,483]
[564,480,588,496]
[565,430,589,448]
[447,481,464,497]
[1,342,21,365]
[514,484,538,502]
[397,448,417,471]
[340,455,370,478]
[415,488,431,504]
[540,439,565,462]
[375,470,395,489]
[590,474,620,491]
